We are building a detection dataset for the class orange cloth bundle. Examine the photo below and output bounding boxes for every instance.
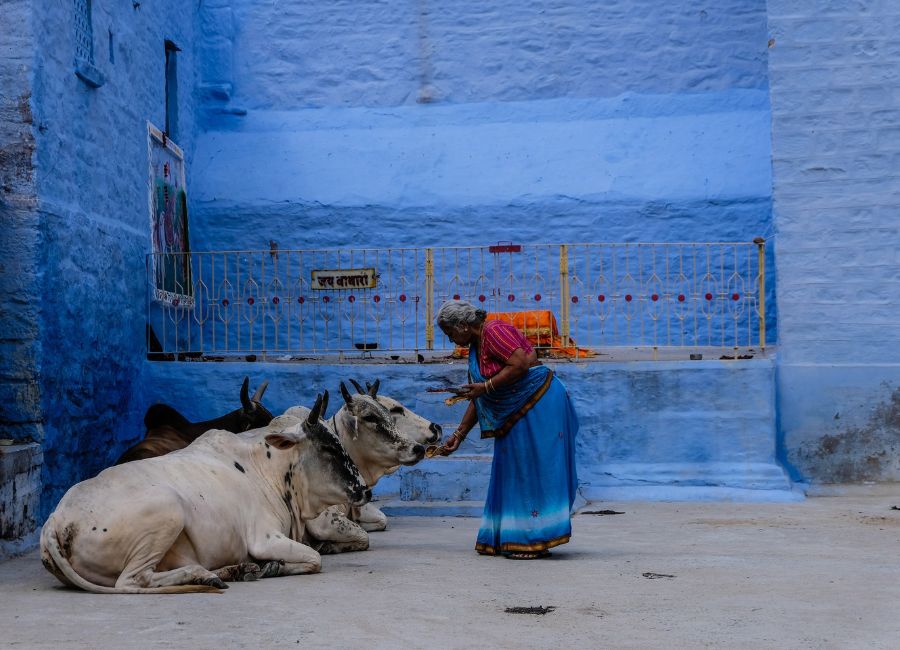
[452,310,595,359]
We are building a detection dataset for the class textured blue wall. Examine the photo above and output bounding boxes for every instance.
[767,1,900,481]
[0,1,41,445]
[192,0,774,254]
[25,0,201,515]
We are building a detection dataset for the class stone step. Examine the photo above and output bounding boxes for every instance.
[374,454,493,502]
[378,499,484,517]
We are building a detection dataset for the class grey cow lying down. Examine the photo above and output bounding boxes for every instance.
[287,380,438,554]
[40,394,370,594]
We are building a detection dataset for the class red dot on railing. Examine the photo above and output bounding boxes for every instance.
[453,294,460,300]
[651,294,659,302]
[222,299,230,307]
[399,294,407,302]
[298,296,305,304]
[598,294,605,302]
[323,296,331,303]
[348,295,356,303]
[272,296,280,305]
[373,295,381,303]
[571,296,579,304]
[625,294,632,302]
[172,298,180,307]
[705,293,713,301]
[677,294,685,302]
[247,297,255,305]
[508,294,515,302]
[478,294,486,302]
[732,293,740,301]
[534,293,541,301]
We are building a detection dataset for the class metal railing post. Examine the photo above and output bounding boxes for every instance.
[754,237,766,351]
[559,244,570,349]
[425,248,434,350]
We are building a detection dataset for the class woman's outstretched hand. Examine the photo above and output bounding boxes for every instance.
[442,433,463,454]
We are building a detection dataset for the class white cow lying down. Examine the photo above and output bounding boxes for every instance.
[40,394,369,594]
[287,380,438,554]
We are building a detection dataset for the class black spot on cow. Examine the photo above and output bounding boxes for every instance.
[265,443,270,449]
[266,450,271,459]
[60,524,78,559]
[92,527,96,531]
[234,461,246,473]
[283,471,292,485]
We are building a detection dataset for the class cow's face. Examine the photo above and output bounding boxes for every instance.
[304,419,371,509]
[347,379,441,445]
[266,394,371,511]
[339,382,426,467]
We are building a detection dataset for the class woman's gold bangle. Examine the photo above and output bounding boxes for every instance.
[452,430,467,441]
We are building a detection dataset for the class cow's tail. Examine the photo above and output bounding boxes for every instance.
[40,517,222,595]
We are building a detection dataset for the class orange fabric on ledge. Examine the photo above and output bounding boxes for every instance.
[452,310,595,359]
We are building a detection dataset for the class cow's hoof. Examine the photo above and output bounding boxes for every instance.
[235,562,259,582]
[201,576,229,590]
[257,560,284,579]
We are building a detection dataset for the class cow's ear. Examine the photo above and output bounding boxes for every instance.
[265,433,299,450]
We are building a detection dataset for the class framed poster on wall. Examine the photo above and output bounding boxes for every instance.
[147,122,193,306]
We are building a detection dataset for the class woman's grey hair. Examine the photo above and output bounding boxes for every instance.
[436,300,487,332]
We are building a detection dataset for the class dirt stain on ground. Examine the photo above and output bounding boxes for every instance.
[505,606,556,615]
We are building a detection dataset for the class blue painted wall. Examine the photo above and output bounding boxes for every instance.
[192,0,774,254]
[14,0,202,515]
[766,1,900,481]
[0,1,41,446]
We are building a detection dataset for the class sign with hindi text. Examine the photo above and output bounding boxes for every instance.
[311,268,377,290]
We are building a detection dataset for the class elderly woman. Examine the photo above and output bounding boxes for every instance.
[436,300,579,559]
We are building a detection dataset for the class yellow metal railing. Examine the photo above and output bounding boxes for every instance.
[147,240,769,358]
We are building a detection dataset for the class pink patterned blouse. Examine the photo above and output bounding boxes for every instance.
[477,320,534,378]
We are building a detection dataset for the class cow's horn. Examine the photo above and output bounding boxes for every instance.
[240,377,252,410]
[340,382,354,406]
[349,379,365,394]
[367,379,380,397]
[252,380,269,403]
[321,390,329,418]
[308,393,323,424]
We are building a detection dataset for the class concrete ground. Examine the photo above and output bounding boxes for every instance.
[2,492,900,649]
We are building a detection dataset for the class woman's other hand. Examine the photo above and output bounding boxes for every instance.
[461,382,487,399]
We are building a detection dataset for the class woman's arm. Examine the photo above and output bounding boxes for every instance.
[443,400,478,453]
[462,347,537,398]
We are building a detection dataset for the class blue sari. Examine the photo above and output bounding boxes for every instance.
[468,348,579,555]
